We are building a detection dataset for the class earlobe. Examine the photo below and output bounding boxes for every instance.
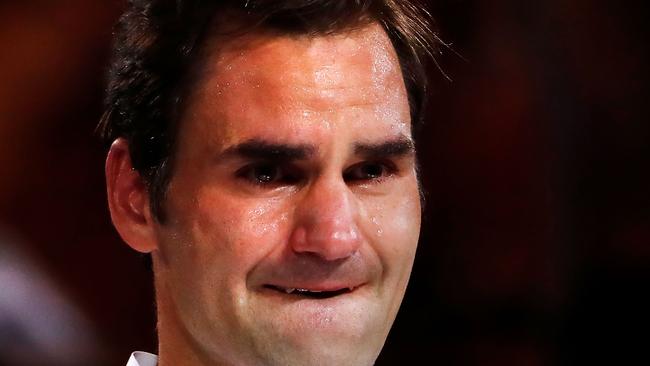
[105,138,158,253]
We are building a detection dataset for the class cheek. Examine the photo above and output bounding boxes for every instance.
[187,188,291,275]
[364,184,421,279]
[159,187,293,323]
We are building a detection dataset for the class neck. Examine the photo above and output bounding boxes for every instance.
[153,265,227,366]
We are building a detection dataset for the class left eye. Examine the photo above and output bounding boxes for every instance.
[343,162,394,182]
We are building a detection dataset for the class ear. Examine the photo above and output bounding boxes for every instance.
[105,138,158,253]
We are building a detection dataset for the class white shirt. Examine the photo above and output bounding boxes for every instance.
[126,351,158,366]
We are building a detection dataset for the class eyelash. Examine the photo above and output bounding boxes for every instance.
[236,160,397,187]
[236,162,300,186]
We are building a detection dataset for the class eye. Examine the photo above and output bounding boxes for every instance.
[237,162,299,186]
[343,161,395,183]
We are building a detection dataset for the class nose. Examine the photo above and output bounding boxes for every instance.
[289,177,363,261]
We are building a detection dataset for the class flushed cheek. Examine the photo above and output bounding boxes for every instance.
[364,191,420,283]
[168,190,293,328]
[189,190,292,273]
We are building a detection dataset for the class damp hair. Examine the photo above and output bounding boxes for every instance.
[97,0,440,222]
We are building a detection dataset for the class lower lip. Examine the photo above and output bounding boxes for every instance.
[256,285,369,326]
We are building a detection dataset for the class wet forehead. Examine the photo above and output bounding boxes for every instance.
[178,22,411,151]
[196,22,405,111]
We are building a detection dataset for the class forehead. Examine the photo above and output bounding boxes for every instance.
[180,22,410,146]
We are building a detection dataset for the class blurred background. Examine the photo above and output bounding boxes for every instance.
[0,0,647,365]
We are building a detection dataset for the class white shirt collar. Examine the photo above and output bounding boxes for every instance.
[126,351,158,366]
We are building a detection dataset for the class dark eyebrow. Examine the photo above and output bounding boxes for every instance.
[220,139,316,161]
[354,136,416,159]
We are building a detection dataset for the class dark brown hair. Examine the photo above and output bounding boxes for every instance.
[98,0,439,221]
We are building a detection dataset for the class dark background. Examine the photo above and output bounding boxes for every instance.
[0,1,647,365]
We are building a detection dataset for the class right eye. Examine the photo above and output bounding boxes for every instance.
[236,162,299,187]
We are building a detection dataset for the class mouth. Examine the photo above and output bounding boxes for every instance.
[263,284,356,299]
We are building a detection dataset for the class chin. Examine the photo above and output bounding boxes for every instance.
[242,286,393,366]
[245,313,384,365]
[256,340,381,366]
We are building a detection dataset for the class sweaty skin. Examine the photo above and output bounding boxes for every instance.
[149,23,421,366]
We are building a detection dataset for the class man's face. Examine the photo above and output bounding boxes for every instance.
[152,23,421,365]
